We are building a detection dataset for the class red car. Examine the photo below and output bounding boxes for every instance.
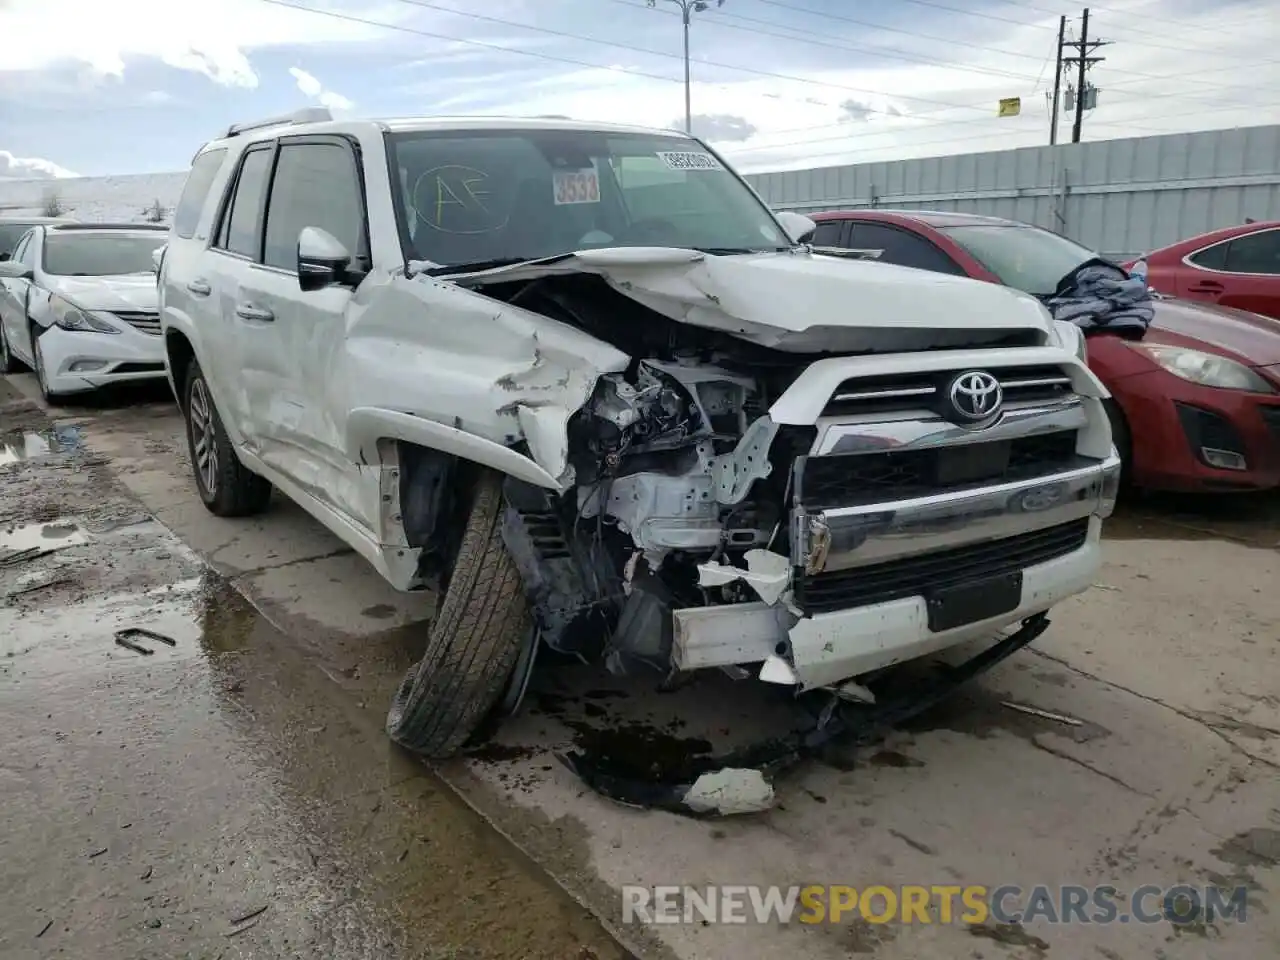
[1135,221,1280,321]
[807,210,1280,493]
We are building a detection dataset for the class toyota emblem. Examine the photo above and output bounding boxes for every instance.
[947,370,1003,423]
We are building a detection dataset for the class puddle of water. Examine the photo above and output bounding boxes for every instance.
[0,520,90,558]
[0,424,84,466]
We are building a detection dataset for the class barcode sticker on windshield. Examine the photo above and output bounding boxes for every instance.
[657,151,722,171]
[553,168,600,205]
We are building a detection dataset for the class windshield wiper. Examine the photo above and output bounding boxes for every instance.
[415,254,571,278]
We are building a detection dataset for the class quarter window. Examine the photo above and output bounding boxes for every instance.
[215,147,272,259]
[263,141,366,271]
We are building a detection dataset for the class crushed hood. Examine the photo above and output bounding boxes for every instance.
[440,246,1056,352]
[46,274,158,314]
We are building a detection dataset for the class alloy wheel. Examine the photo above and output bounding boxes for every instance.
[188,377,218,496]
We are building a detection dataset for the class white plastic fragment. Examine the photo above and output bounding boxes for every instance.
[695,548,791,606]
[681,768,776,816]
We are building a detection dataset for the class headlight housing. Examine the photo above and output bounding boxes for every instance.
[1132,343,1274,393]
[49,295,121,334]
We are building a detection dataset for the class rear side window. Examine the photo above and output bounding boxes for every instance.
[1187,241,1227,270]
[263,141,366,271]
[215,147,273,259]
[851,223,966,275]
[173,149,227,239]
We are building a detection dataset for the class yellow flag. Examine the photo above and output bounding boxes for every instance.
[998,97,1021,117]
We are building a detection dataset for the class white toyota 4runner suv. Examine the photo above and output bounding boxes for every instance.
[159,109,1120,760]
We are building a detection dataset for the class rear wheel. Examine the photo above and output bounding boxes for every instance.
[387,468,533,759]
[183,359,273,516]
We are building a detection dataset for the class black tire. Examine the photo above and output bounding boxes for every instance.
[0,321,26,374]
[387,468,533,758]
[183,358,273,516]
[31,326,69,407]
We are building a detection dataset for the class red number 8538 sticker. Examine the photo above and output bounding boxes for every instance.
[553,169,601,205]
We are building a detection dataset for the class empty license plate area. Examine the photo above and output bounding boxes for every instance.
[925,570,1023,632]
[933,441,1011,486]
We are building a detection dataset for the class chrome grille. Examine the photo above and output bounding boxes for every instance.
[801,430,1081,507]
[794,519,1090,614]
[112,311,161,335]
[823,365,1073,418]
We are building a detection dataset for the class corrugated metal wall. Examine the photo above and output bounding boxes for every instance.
[744,125,1280,260]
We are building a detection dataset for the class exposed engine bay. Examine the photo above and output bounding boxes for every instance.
[482,274,822,678]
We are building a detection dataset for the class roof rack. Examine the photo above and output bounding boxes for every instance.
[51,222,170,231]
[224,106,333,138]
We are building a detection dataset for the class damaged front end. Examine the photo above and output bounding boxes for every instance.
[388,254,1119,813]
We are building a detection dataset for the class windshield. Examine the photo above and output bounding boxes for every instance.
[42,233,167,276]
[385,129,791,268]
[0,223,36,256]
[939,224,1096,296]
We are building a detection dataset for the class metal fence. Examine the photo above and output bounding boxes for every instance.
[744,124,1280,260]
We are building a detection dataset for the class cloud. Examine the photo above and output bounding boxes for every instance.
[289,67,354,111]
[676,114,758,142]
[0,149,79,180]
[0,0,412,88]
[839,100,873,123]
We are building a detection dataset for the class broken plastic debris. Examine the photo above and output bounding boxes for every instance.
[758,654,797,685]
[681,768,775,816]
[696,548,790,605]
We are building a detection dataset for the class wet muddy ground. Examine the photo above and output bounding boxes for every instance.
[2,373,1278,960]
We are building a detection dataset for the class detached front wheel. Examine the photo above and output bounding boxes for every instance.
[387,468,533,759]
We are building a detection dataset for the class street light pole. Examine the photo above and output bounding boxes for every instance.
[648,0,724,134]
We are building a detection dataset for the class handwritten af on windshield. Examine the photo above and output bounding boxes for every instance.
[414,165,507,233]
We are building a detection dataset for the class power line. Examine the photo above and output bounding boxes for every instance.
[602,0,1049,85]
[742,0,1280,76]
[727,102,1275,170]
[262,0,1013,120]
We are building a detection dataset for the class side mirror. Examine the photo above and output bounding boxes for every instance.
[0,260,33,281]
[0,251,10,262]
[775,210,817,244]
[297,226,352,293]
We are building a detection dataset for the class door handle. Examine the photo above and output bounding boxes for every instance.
[235,303,275,323]
[187,279,211,296]
[1188,280,1224,293]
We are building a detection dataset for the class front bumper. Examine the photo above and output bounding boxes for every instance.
[1112,368,1280,492]
[39,323,167,394]
[676,452,1119,690]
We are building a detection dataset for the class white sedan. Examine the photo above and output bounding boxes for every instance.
[0,223,169,404]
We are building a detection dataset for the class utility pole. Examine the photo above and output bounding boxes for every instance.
[1049,15,1065,145]
[648,0,725,134]
[1059,8,1110,144]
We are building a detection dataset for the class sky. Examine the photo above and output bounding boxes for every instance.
[1,0,1277,180]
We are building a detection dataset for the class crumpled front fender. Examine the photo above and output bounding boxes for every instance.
[342,272,628,487]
